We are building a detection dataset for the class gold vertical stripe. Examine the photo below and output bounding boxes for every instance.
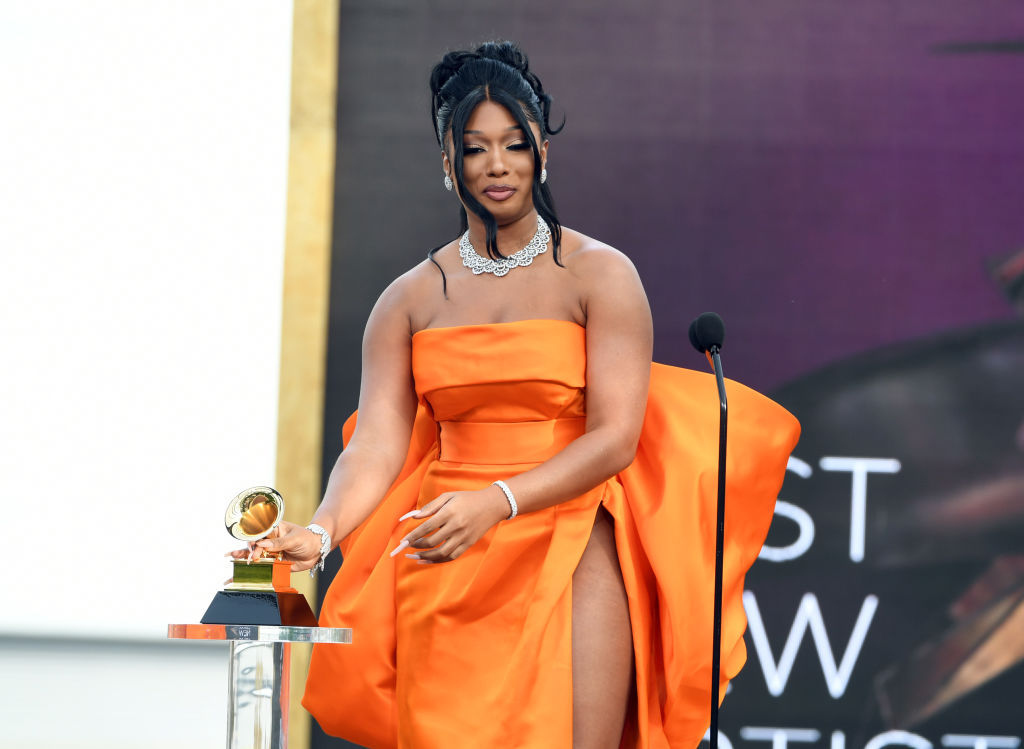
[278,1,339,747]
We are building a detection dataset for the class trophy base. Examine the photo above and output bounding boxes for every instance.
[201,590,318,627]
[201,559,318,627]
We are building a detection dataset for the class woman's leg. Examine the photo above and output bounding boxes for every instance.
[572,506,634,749]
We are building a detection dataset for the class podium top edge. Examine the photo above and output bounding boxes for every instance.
[167,623,352,643]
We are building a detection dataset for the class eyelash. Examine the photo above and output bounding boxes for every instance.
[463,143,532,154]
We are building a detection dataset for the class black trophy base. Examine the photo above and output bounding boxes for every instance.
[201,590,318,627]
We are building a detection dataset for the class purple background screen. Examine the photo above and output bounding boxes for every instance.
[318,3,1024,748]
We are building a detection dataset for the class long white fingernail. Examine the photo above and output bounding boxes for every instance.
[389,539,410,557]
[398,510,421,521]
[405,553,421,560]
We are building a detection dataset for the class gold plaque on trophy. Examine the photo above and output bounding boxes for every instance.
[201,486,318,627]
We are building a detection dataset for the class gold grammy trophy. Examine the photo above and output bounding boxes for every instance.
[168,487,348,749]
[201,486,318,627]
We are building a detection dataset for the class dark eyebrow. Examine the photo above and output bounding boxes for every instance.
[463,125,524,135]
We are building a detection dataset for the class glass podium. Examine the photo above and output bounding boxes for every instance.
[168,623,351,749]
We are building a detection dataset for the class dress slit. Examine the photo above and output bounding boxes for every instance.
[570,503,638,749]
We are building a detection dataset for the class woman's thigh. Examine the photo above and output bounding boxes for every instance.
[572,507,634,749]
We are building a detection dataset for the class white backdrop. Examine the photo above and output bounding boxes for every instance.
[1,3,295,746]
[0,2,293,640]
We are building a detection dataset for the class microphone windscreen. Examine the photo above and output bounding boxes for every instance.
[688,318,702,352]
[689,312,726,352]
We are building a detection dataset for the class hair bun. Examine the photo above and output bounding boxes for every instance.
[429,40,564,142]
[429,50,479,98]
[478,41,562,136]
[474,41,529,74]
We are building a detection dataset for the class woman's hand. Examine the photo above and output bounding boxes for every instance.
[389,486,510,564]
[226,520,324,572]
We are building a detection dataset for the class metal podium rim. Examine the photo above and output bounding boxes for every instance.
[167,623,351,643]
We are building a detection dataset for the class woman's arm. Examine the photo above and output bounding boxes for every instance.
[497,245,653,503]
[396,245,652,563]
[251,275,420,570]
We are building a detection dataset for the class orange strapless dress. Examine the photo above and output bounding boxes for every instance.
[303,319,799,749]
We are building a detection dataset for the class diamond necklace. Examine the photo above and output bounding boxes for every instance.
[459,215,551,277]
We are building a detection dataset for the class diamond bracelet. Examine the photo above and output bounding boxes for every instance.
[492,480,518,520]
[306,523,332,577]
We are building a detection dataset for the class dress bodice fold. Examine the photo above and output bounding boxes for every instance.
[414,319,588,465]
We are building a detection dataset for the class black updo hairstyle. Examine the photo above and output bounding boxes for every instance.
[428,41,564,290]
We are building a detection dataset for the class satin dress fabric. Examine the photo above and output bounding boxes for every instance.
[303,319,800,749]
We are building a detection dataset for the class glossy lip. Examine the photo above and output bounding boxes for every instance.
[483,185,516,200]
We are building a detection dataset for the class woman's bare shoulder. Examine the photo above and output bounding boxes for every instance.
[559,227,643,287]
[558,227,651,334]
[370,252,450,332]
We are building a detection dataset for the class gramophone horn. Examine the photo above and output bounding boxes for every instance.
[225,486,284,542]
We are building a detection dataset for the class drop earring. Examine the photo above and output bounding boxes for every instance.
[540,168,548,184]
[444,174,453,191]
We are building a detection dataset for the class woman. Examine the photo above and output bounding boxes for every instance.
[245,41,799,749]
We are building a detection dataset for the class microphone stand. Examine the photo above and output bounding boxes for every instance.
[709,344,727,749]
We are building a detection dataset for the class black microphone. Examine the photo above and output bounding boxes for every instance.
[689,312,728,749]
[688,311,726,353]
